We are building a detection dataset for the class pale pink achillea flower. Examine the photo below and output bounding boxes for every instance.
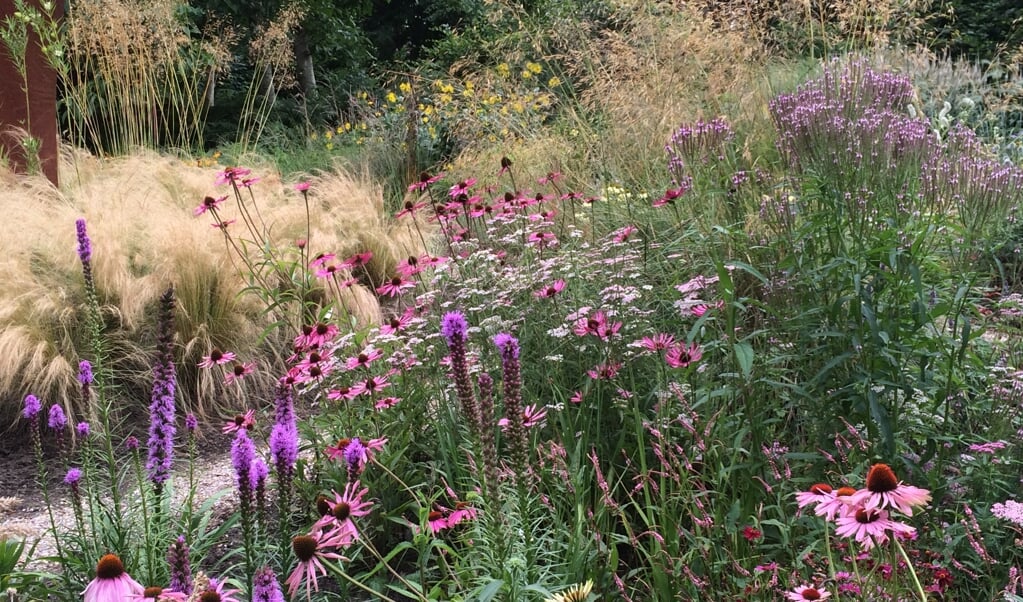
[991,499,1023,527]
[198,349,236,368]
[675,275,719,296]
[286,530,349,600]
[785,585,831,600]
[834,506,915,549]
[850,463,931,516]
[83,554,144,601]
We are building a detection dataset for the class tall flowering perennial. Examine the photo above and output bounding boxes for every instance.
[146,287,177,492]
[166,535,192,594]
[441,311,480,432]
[270,384,298,538]
[83,554,144,601]
[252,565,285,602]
[495,333,528,482]
[476,372,502,501]
[665,116,734,185]
[231,427,257,580]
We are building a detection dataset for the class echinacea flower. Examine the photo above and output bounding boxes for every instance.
[665,341,703,368]
[339,252,373,270]
[851,463,932,516]
[224,362,256,385]
[197,578,242,602]
[313,480,373,543]
[344,348,384,370]
[294,322,339,350]
[83,554,144,601]
[637,333,676,351]
[223,410,256,434]
[285,530,350,600]
[293,181,311,192]
[544,579,594,602]
[129,586,186,601]
[834,506,915,548]
[408,171,444,192]
[448,178,477,198]
[214,166,251,185]
[199,349,236,368]
[814,486,858,521]
[498,404,547,430]
[785,585,831,600]
[795,483,834,510]
[395,199,428,217]
[535,279,566,298]
[376,275,416,297]
[193,195,227,216]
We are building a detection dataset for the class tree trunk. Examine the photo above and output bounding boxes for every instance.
[293,25,315,98]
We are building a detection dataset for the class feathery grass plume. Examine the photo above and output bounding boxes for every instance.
[146,287,176,493]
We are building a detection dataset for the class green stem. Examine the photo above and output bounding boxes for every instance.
[893,537,928,602]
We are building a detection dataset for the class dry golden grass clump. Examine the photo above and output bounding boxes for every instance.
[0,151,422,430]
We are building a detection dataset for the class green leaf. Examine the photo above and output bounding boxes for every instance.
[734,342,754,380]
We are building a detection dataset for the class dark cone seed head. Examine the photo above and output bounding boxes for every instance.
[836,486,857,497]
[96,554,125,579]
[809,483,832,495]
[293,535,318,562]
[865,463,899,493]
[333,502,351,521]
[144,587,164,597]
[316,495,331,516]
[199,591,222,602]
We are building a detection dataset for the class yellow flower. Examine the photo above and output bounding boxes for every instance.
[544,580,593,602]
[325,130,333,139]
[344,122,352,131]
[386,91,398,103]
[336,126,344,134]
[439,93,453,105]
[548,76,561,87]
[521,70,532,79]
[496,62,510,77]
[310,132,318,140]
[325,142,334,150]
[526,61,542,74]
[399,81,412,94]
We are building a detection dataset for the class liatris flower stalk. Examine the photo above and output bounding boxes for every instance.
[167,535,192,594]
[441,311,480,433]
[65,467,86,539]
[252,565,285,602]
[476,372,501,503]
[146,287,177,495]
[231,428,257,584]
[494,333,527,479]
[269,385,298,548]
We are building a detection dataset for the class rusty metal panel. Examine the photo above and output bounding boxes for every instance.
[0,0,61,185]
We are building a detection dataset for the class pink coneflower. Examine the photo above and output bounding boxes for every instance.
[224,362,255,385]
[199,349,236,368]
[653,185,687,207]
[423,502,479,534]
[344,348,384,370]
[214,166,251,185]
[570,391,584,404]
[349,375,390,398]
[286,530,349,599]
[396,255,423,277]
[130,586,187,601]
[83,554,144,601]
[222,410,256,434]
[293,181,311,192]
[535,279,566,299]
[498,404,547,430]
[785,585,831,600]
[380,309,414,336]
[193,195,228,216]
[313,480,373,543]
[376,275,416,297]
[374,396,401,410]
[665,341,703,368]
[295,322,339,350]
[201,577,242,602]
[612,224,638,243]
[309,253,336,268]
[238,176,261,188]
[210,220,236,230]
[572,310,622,339]
[638,333,675,351]
[408,171,444,192]
[851,463,932,516]
[675,275,719,296]
[795,483,834,510]
[527,231,558,249]
[314,263,342,279]
[448,178,477,198]
[835,506,915,548]
[327,386,357,402]
[395,200,428,218]
[324,436,387,468]
[814,486,859,521]
[587,361,621,380]
[339,252,373,270]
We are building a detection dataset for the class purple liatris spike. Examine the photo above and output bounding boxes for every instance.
[440,311,468,345]
[497,333,527,477]
[78,360,93,384]
[252,456,269,492]
[48,404,67,432]
[252,565,285,602]
[124,435,139,450]
[146,287,177,488]
[76,422,90,438]
[441,310,479,431]
[23,394,41,421]
[167,535,192,594]
[269,386,298,476]
[231,428,255,502]
[64,467,82,487]
[184,413,198,432]
[75,218,91,263]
